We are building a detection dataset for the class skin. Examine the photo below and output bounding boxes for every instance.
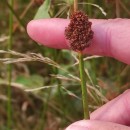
[27,18,130,130]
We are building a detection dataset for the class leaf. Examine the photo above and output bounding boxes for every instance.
[15,75,44,88]
[34,0,51,19]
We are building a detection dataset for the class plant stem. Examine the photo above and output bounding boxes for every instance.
[115,0,120,18]
[39,88,52,130]
[78,52,90,119]
[74,0,78,11]
[7,0,13,129]
[86,0,92,17]
[2,0,25,30]
[73,0,90,120]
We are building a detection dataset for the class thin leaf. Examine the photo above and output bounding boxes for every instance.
[34,0,51,19]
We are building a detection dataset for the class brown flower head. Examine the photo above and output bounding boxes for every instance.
[65,11,94,51]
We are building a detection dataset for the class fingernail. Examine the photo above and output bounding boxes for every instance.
[66,120,90,130]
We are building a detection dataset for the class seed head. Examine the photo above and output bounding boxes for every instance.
[65,11,94,51]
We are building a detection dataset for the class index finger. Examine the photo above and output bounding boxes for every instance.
[27,18,130,64]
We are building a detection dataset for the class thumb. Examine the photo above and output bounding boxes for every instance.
[66,120,130,130]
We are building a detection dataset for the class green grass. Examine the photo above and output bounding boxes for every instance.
[7,0,14,129]
[0,0,130,130]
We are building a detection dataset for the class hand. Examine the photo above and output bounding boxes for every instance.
[65,90,130,130]
[27,18,130,129]
[27,18,130,64]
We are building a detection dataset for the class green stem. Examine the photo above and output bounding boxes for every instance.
[39,88,52,130]
[86,0,92,17]
[8,0,13,50]
[74,0,78,11]
[115,0,120,18]
[78,52,90,119]
[7,0,14,129]
[2,0,25,30]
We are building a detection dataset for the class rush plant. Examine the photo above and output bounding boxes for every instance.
[65,0,94,119]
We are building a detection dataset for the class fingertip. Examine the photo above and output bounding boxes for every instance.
[27,18,69,49]
[27,20,36,41]
[65,120,89,130]
[66,120,130,130]
[66,120,90,130]
[27,19,47,44]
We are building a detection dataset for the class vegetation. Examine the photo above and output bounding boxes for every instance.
[0,0,130,130]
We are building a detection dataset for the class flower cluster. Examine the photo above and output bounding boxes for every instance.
[65,11,94,51]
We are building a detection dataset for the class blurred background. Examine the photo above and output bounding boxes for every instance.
[0,0,130,130]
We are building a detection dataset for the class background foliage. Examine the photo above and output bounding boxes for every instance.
[0,0,130,130]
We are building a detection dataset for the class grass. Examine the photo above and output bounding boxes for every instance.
[78,53,90,119]
[0,0,130,130]
[7,0,14,129]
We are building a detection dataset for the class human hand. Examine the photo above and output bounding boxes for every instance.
[65,90,130,130]
[27,18,130,64]
[27,18,130,129]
